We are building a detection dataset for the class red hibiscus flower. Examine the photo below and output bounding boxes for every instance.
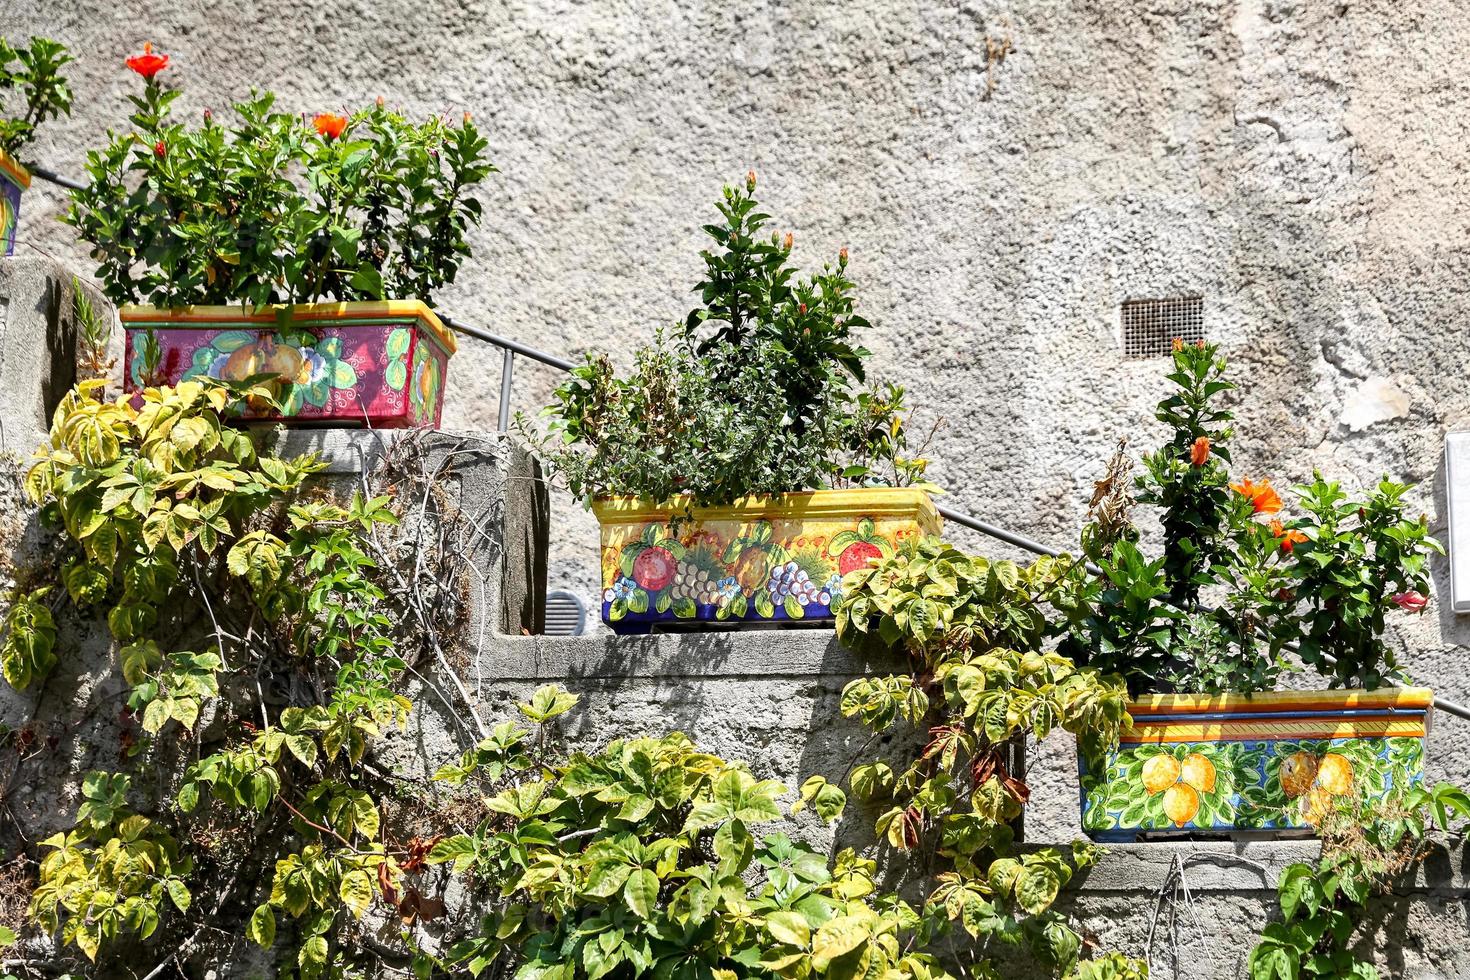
[1390,591,1428,613]
[127,43,169,80]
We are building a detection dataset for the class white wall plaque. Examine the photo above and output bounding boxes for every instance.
[1448,433,1470,614]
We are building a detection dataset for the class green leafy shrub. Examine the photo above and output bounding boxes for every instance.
[1247,782,1470,980]
[0,36,72,157]
[834,537,1139,978]
[66,44,494,308]
[13,378,417,972]
[419,685,949,980]
[1273,476,1440,689]
[1064,341,1441,695]
[531,174,935,508]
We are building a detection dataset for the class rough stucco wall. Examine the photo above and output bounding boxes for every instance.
[3,1,1470,972]
[17,0,1470,833]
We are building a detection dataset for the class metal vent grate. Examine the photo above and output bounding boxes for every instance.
[1121,296,1204,359]
[544,589,588,636]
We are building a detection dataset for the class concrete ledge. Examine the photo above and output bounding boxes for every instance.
[478,630,906,679]
[1074,840,1470,895]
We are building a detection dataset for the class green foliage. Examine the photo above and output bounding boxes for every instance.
[0,36,72,156]
[423,687,949,980]
[1066,342,1439,695]
[0,585,55,690]
[72,278,115,382]
[531,176,933,508]
[1273,475,1442,689]
[14,376,415,969]
[30,774,191,962]
[1135,341,1235,606]
[1246,782,1470,980]
[834,536,1138,978]
[66,52,494,308]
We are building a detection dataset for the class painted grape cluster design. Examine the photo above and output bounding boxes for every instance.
[1080,736,1423,838]
[602,516,905,626]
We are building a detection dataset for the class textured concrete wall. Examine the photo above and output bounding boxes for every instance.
[7,0,1468,830]
[3,2,1470,973]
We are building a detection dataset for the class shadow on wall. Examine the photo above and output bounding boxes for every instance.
[1430,452,1470,672]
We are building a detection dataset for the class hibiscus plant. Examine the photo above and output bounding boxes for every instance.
[530,173,937,509]
[0,35,73,158]
[1062,340,1441,695]
[66,44,495,309]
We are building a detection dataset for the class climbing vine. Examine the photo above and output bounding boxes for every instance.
[834,537,1139,978]
[1247,782,1470,980]
[2,378,469,976]
[412,685,950,980]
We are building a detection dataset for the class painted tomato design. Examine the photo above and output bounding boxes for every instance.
[632,546,677,592]
[838,540,884,576]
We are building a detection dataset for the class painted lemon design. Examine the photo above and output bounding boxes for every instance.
[1315,753,1353,797]
[1299,785,1335,826]
[221,336,308,384]
[1280,751,1319,799]
[1162,783,1200,827]
[1141,755,1181,795]
[1179,753,1216,794]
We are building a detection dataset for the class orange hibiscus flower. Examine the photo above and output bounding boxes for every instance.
[1190,436,1210,467]
[1268,518,1308,552]
[313,113,349,140]
[1231,477,1282,515]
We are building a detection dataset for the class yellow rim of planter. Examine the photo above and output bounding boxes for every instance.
[0,148,31,190]
[1127,687,1434,715]
[1123,718,1428,743]
[119,300,457,355]
[591,487,942,532]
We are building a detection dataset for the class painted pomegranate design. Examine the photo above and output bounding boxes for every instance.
[631,546,677,592]
[837,540,884,576]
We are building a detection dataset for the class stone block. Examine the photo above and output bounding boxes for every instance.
[0,256,116,456]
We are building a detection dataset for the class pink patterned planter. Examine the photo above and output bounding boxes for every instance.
[120,301,455,427]
[0,148,30,257]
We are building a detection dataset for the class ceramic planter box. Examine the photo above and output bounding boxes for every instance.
[592,488,941,634]
[0,148,30,256]
[1078,688,1432,842]
[120,301,455,427]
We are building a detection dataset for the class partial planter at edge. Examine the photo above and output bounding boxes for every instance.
[121,300,455,427]
[593,487,941,634]
[0,148,30,256]
[1079,687,1432,841]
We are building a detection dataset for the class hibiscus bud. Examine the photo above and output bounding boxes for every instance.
[1196,339,1206,349]
[154,140,167,158]
[463,111,472,125]
[839,246,849,265]
[203,108,213,123]
[376,95,385,109]
[1172,338,1184,352]
[799,303,808,315]
[1390,591,1428,613]
[783,232,793,250]
[746,169,757,192]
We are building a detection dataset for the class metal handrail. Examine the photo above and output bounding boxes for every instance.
[22,164,1470,721]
